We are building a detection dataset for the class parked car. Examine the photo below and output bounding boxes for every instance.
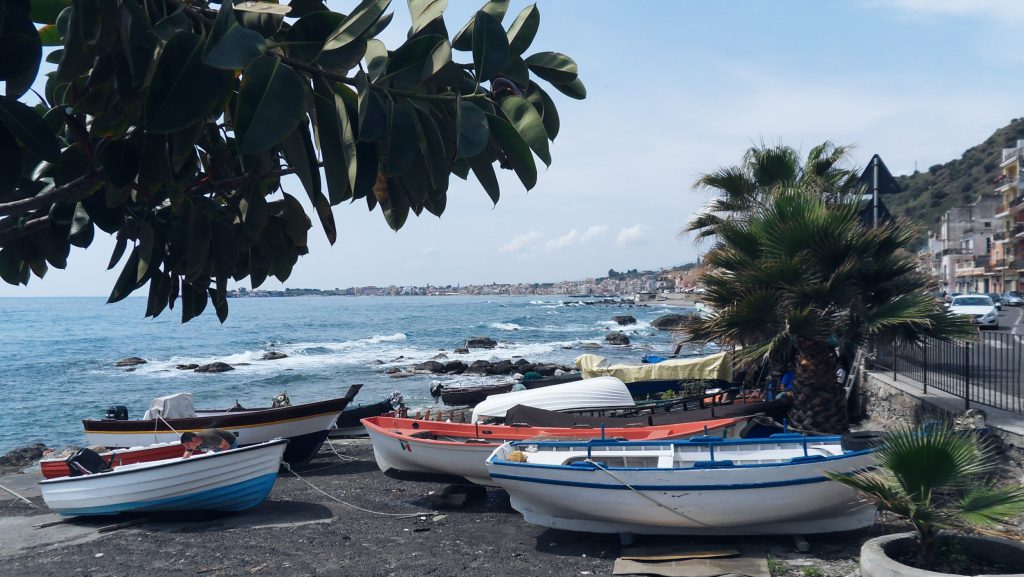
[985,293,1004,310]
[1002,291,1024,307]
[948,295,999,329]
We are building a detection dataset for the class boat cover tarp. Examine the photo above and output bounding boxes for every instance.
[471,376,634,423]
[503,396,792,428]
[575,351,733,383]
[142,393,196,420]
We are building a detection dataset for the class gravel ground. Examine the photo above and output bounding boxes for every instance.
[0,438,893,577]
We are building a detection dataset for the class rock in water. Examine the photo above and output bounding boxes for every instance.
[651,314,691,331]
[443,360,468,374]
[0,443,48,468]
[194,362,235,373]
[261,351,288,361]
[466,336,497,349]
[176,364,200,370]
[453,347,470,354]
[413,361,445,373]
[115,356,147,367]
[612,315,636,325]
[605,332,631,345]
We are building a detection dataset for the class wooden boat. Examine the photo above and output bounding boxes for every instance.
[471,376,635,423]
[362,415,748,486]
[430,382,515,407]
[81,385,361,466]
[503,396,792,429]
[485,434,877,535]
[41,439,288,516]
[329,392,404,438]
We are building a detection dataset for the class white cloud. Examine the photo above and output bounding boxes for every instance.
[544,230,579,252]
[420,246,438,256]
[500,231,546,253]
[617,225,649,246]
[580,225,608,243]
[880,0,1024,18]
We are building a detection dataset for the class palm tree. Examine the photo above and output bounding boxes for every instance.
[685,188,973,433]
[826,425,1024,570]
[685,141,859,240]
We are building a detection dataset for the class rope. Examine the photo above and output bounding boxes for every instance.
[325,440,359,462]
[583,458,713,529]
[281,462,435,518]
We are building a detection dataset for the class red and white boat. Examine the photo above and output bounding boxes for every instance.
[362,415,749,485]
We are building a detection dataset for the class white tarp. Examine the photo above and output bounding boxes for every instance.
[142,393,196,420]
[575,351,733,383]
[471,376,634,423]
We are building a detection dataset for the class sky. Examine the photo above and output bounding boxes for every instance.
[6,0,1024,296]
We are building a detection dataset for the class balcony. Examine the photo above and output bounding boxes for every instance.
[1003,147,1022,164]
[995,231,1009,241]
[1015,223,1024,238]
[997,177,1021,193]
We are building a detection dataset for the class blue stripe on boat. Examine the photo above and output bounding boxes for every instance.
[53,472,279,516]
[487,471,834,491]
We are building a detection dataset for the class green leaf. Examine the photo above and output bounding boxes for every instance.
[467,153,499,206]
[386,99,418,176]
[322,0,390,52]
[506,4,538,55]
[146,271,170,318]
[56,0,97,83]
[209,280,229,323]
[146,32,229,133]
[472,10,508,82]
[185,209,211,282]
[234,2,291,15]
[235,55,308,154]
[237,9,283,38]
[408,0,446,34]
[498,53,529,88]
[356,70,386,141]
[312,76,355,203]
[500,94,549,166]
[204,3,268,70]
[486,112,536,190]
[526,83,559,139]
[107,232,127,270]
[386,34,450,85]
[67,202,94,248]
[0,97,60,161]
[373,173,410,231]
[0,245,26,286]
[363,38,388,81]
[180,282,208,323]
[0,4,41,97]
[38,24,61,45]
[281,120,321,201]
[457,100,488,158]
[524,51,578,84]
[287,0,329,18]
[286,10,342,61]
[30,0,72,24]
[98,138,141,187]
[107,247,143,303]
[0,127,21,198]
[552,76,586,100]
[451,0,508,51]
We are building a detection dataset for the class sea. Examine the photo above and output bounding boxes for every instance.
[0,295,708,453]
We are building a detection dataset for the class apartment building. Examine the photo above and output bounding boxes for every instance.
[991,139,1024,293]
[928,196,1001,294]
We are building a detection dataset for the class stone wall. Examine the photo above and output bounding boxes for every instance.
[858,372,954,428]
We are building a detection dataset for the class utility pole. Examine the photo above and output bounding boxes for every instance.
[873,156,879,229]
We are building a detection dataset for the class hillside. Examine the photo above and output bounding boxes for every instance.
[887,118,1024,227]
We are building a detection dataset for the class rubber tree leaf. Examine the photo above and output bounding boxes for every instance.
[471,10,508,82]
[287,10,342,62]
[0,4,41,98]
[386,34,450,86]
[145,32,228,133]
[386,99,418,176]
[552,76,586,100]
[457,100,488,159]
[235,55,308,154]
[467,153,499,206]
[98,138,141,187]
[38,24,61,46]
[0,96,60,161]
[312,76,356,203]
[486,113,536,190]
[408,0,446,35]
[506,3,538,55]
[107,247,143,303]
[204,3,267,70]
[287,0,329,18]
[451,0,508,51]
[0,127,22,198]
[280,120,322,202]
[57,0,99,83]
[322,0,390,52]
[363,38,388,82]
[524,51,577,84]
[233,2,291,15]
[30,0,72,25]
[526,83,559,140]
[499,95,549,166]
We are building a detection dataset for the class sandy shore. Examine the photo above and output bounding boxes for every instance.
[0,438,879,577]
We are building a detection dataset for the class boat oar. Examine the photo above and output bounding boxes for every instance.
[0,483,35,508]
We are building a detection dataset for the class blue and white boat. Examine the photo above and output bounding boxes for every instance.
[40,439,288,516]
[485,434,877,536]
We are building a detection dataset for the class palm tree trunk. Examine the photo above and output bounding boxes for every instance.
[789,338,848,434]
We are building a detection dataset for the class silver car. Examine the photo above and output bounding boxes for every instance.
[1002,292,1024,307]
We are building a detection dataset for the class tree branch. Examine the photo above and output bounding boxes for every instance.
[0,172,104,218]
[0,216,50,245]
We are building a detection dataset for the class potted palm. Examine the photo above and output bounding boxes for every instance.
[826,425,1024,576]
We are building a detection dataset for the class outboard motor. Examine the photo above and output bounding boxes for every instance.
[66,448,110,476]
[104,405,128,420]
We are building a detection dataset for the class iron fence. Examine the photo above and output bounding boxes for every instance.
[874,333,1024,414]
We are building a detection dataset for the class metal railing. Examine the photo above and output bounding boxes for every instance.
[875,334,1023,414]
[1002,148,1020,163]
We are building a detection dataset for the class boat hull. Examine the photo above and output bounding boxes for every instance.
[487,442,876,535]
[41,440,287,516]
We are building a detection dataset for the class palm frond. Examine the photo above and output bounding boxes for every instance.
[957,485,1024,527]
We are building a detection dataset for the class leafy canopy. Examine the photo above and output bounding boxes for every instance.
[0,0,585,322]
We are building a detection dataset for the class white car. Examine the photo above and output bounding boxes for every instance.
[948,295,999,329]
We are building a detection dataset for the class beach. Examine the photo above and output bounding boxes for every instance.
[1,438,874,577]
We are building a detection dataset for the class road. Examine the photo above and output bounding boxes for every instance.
[991,305,1024,334]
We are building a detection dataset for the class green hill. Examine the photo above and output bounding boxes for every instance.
[887,118,1024,227]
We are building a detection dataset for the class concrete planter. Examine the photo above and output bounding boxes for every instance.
[861,532,1024,577]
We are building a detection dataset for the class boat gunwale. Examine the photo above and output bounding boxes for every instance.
[40,438,288,485]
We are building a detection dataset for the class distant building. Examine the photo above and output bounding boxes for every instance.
[992,140,1024,293]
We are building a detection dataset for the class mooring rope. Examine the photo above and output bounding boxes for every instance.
[583,458,713,528]
[281,462,436,518]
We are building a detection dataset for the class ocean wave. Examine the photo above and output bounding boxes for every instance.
[489,322,522,331]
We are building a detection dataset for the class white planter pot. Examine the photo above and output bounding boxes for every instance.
[861,532,1024,577]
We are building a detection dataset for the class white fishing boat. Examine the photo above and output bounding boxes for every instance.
[486,434,877,535]
[40,439,288,516]
[471,376,634,423]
